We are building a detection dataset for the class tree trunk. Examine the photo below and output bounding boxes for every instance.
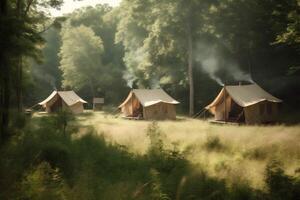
[16,0,23,112]
[0,0,9,143]
[1,72,10,142]
[0,58,10,142]
[187,23,194,116]
[16,57,23,112]
[0,0,7,13]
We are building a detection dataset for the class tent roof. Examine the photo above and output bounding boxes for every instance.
[119,89,180,108]
[206,83,282,109]
[38,91,87,106]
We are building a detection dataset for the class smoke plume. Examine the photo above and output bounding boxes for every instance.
[194,42,253,85]
[123,71,136,88]
[123,47,149,88]
[149,76,160,89]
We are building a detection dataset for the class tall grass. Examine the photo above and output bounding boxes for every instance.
[78,112,300,189]
[0,113,299,199]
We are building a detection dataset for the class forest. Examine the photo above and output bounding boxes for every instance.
[0,0,300,199]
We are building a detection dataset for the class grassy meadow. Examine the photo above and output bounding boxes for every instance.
[77,111,300,190]
[0,111,299,199]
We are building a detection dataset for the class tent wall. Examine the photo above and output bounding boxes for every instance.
[45,94,59,112]
[214,96,231,121]
[143,103,176,120]
[244,101,279,124]
[46,97,66,113]
[120,94,141,117]
[69,102,84,114]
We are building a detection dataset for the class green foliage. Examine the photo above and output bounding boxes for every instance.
[55,110,76,135]
[59,5,128,103]
[146,122,187,175]
[149,169,170,200]
[35,110,77,135]
[147,122,165,155]
[1,117,300,199]
[21,162,70,200]
[229,182,259,200]
[204,135,224,151]
[0,0,65,141]
[265,160,300,200]
[60,24,104,92]
[115,0,300,113]
[116,0,212,87]
[274,1,300,47]
[27,27,62,104]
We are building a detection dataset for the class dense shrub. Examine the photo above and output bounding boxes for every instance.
[265,160,300,200]
[20,162,70,200]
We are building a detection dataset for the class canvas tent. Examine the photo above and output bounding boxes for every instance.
[205,84,282,124]
[38,91,87,114]
[119,89,180,120]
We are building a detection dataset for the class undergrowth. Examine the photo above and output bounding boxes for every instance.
[0,116,299,200]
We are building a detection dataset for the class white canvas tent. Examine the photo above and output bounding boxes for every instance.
[119,89,180,120]
[206,84,282,124]
[38,91,87,114]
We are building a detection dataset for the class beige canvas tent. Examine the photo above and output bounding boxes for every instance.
[38,91,87,114]
[205,84,282,124]
[119,89,180,120]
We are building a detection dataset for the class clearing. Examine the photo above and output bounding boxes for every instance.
[76,111,300,189]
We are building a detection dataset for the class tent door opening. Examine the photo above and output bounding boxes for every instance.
[228,101,245,123]
[50,97,63,113]
[132,102,143,118]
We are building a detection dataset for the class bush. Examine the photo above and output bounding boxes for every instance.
[149,169,170,200]
[147,122,165,156]
[204,135,224,151]
[54,110,76,135]
[229,182,259,200]
[265,160,300,200]
[20,162,70,200]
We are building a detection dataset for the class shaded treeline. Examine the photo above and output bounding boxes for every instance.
[0,0,63,142]
[27,4,129,108]
[1,0,300,143]
[0,117,299,199]
[114,0,300,115]
[31,0,300,115]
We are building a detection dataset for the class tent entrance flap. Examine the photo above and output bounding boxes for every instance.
[228,100,245,123]
[50,97,63,112]
[132,103,143,118]
[130,94,143,118]
[120,93,143,118]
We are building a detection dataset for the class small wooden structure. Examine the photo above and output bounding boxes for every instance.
[205,83,282,124]
[93,98,104,111]
[38,91,87,114]
[119,89,180,120]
